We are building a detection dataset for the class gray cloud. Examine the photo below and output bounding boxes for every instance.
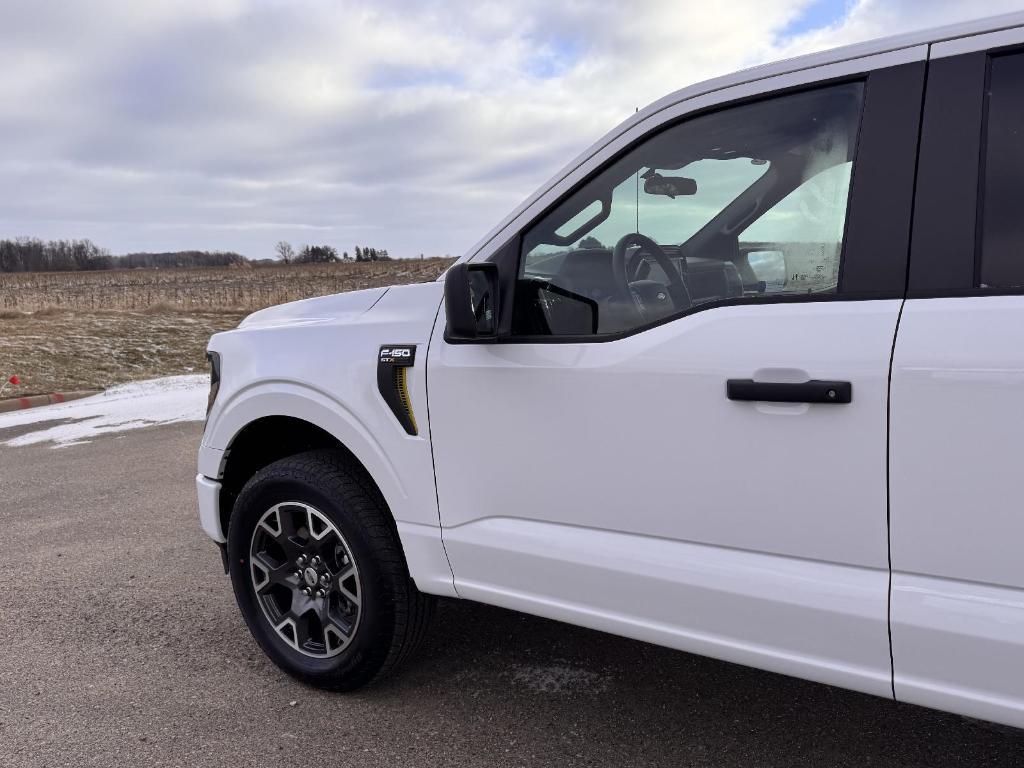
[0,0,1020,259]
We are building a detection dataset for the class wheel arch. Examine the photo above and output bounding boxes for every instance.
[205,383,457,598]
[217,415,383,540]
[208,383,407,526]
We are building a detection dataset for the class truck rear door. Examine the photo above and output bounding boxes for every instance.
[890,26,1024,728]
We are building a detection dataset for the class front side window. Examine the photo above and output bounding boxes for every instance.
[512,82,865,337]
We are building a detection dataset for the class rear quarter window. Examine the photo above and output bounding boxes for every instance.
[979,52,1024,289]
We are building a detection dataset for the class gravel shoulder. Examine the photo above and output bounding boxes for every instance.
[1,421,1022,767]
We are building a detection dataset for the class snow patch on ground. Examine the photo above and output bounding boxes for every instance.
[0,375,208,448]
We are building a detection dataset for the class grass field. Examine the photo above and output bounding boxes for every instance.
[0,259,454,396]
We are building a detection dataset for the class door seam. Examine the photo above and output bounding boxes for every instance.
[424,296,461,597]
[885,297,905,702]
[887,43,933,701]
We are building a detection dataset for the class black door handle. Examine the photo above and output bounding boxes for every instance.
[726,379,852,404]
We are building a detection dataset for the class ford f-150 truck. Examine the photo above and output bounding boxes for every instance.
[198,12,1024,729]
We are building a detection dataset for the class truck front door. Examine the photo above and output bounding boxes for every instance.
[429,58,924,697]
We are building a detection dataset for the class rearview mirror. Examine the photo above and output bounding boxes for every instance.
[444,262,501,341]
[643,172,697,198]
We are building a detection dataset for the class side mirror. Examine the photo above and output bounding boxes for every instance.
[444,262,501,341]
[746,250,787,293]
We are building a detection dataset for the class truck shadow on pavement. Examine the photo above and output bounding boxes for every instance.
[386,598,1024,766]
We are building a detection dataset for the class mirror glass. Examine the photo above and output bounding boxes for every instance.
[747,250,787,293]
[468,269,497,335]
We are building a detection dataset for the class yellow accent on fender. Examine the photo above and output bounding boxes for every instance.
[394,366,418,435]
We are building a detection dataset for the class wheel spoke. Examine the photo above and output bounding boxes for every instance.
[272,616,299,650]
[251,551,295,594]
[306,508,334,541]
[280,594,320,644]
[311,531,343,566]
[336,567,360,607]
[277,504,303,535]
[257,507,283,538]
[272,505,315,558]
[292,610,316,649]
[318,598,354,652]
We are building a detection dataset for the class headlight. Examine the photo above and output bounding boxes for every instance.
[206,351,221,419]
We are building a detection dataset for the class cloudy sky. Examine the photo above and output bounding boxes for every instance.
[2,0,1022,260]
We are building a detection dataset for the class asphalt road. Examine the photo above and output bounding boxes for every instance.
[2,421,1023,767]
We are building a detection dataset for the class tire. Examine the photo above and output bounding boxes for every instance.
[226,449,434,690]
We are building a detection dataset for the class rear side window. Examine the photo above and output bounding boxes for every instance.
[979,52,1024,289]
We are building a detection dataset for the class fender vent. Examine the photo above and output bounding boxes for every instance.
[393,366,417,433]
[377,345,418,435]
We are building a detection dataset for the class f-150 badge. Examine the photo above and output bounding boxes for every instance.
[377,345,418,435]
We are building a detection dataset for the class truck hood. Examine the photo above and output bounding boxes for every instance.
[238,286,389,329]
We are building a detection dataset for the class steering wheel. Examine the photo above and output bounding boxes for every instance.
[611,233,691,320]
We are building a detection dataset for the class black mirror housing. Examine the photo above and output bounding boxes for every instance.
[444,262,501,341]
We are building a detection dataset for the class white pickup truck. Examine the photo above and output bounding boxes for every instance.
[198,13,1024,729]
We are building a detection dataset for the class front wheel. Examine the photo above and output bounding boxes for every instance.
[226,450,434,690]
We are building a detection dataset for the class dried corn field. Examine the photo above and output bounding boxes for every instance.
[0,258,455,397]
[0,309,248,396]
[0,258,455,312]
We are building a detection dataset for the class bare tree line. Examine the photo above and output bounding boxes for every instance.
[0,238,245,273]
[0,237,403,273]
[274,241,392,264]
[115,251,246,270]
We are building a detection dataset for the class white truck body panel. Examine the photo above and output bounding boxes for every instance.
[891,296,1024,726]
[429,298,900,698]
[202,282,456,597]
